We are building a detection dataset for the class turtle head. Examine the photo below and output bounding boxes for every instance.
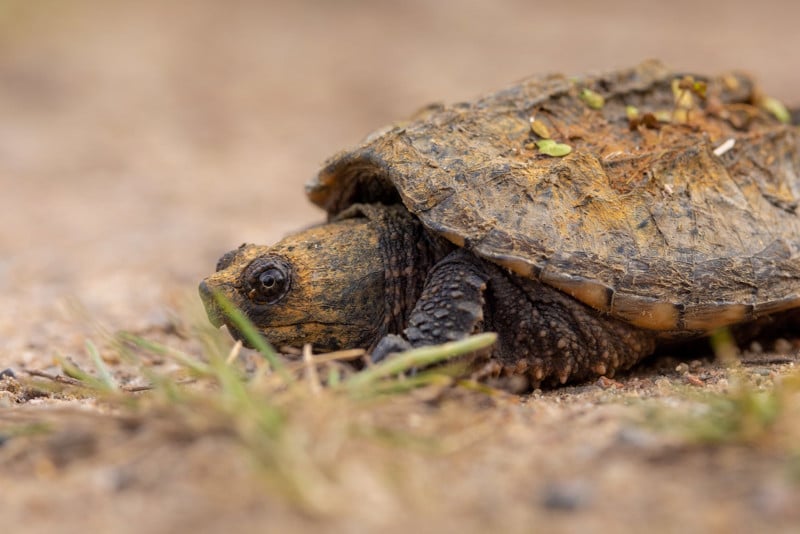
[199,217,387,352]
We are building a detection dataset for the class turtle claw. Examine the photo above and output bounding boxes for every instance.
[371,334,413,364]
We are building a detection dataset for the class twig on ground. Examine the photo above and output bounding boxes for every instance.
[23,369,84,387]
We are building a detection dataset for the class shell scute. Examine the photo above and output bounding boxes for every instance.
[308,61,800,332]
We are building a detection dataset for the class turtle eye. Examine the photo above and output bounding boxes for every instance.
[244,258,291,304]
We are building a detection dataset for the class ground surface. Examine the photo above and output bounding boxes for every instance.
[3,1,800,532]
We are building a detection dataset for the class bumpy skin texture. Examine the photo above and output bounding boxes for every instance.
[310,60,800,335]
[372,249,656,385]
[202,61,800,386]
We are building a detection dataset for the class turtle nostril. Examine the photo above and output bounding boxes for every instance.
[199,280,212,300]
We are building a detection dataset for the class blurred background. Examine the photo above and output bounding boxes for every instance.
[2,0,799,363]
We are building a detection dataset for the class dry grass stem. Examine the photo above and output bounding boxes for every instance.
[302,344,322,396]
[226,340,243,365]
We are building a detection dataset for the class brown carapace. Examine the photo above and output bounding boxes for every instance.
[201,61,800,387]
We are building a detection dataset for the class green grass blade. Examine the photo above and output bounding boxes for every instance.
[367,373,454,396]
[117,332,213,375]
[327,367,341,388]
[709,327,739,365]
[54,353,110,392]
[85,340,118,391]
[343,333,496,392]
[211,291,290,382]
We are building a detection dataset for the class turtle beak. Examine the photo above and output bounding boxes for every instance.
[198,280,224,328]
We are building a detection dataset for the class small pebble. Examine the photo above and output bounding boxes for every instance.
[774,338,792,354]
[675,363,689,374]
[596,376,622,389]
[615,426,660,449]
[541,480,592,511]
[0,368,15,379]
[749,341,763,354]
[654,377,673,394]
[504,375,530,394]
[92,466,135,492]
[685,374,704,386]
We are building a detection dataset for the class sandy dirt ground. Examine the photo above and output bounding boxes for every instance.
[3,1,800,532]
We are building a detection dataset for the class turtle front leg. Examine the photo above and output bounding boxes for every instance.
[372,249,658,387]
[371,250,489,362]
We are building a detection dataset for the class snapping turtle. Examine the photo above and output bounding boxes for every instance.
[200,60,800,386]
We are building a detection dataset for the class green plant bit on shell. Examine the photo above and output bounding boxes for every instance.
[653,110,673,123]
[535,139,572,157]
[530,118,551,138]
[579,88,604,109]
[685,77,705,96]
[672,76,705,108]
[759,95,791,124]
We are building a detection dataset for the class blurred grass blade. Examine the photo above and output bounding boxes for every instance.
[327,367,341,388]
[55,353,112,392]
[212,291,289,381]
[118,332,213,375]
[709,327,740,366]
[343,333,496,392]
[85,339,118,391]
[205,348,286,440]
[368,373,454,396]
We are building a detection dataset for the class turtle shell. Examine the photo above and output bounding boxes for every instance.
[307,61,800,335]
